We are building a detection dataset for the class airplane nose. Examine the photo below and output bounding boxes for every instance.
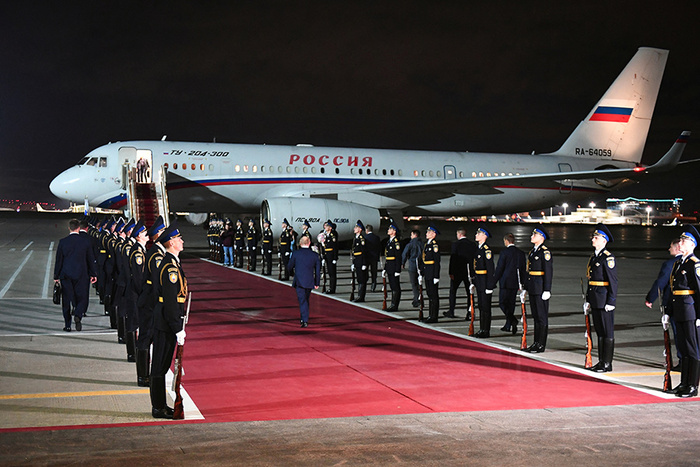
[49,168,79,201]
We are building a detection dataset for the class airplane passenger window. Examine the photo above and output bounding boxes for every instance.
[429,170,434,177]
[200,164,205,171]
[86,158,97,166]
[421,170,425,177]
[320,167,325,174]
[253,165,257,173]
[191,164,196,170]
[382,169,387,176]
[286,167,291,173]
[209,164,215,171]
[472,172,476,177]
[487,172,491,177]
[479,172,483,177]
[244,165,249,172]
[359,169,363,175]
[350,168,355,175]
[303,167,308,174]
[437,171,442,177]
[311,167,316,174]
[398,169,402,176]
[390,169,394,176]
[260,166,265,173]
[77,157,89,165]
[459,171,464,177]
[99,157,107,167]
[295,167,300,173]
[173,163,178,169]
[335,168,339,174]
[277,166,282,172]
[235,165,240,172]
[164,163,169,169]
[508,172,512,176]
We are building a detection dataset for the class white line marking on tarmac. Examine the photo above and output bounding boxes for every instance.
[42,242,54,299]
[166,368,204,420]
[22,241,34,251]
[0,250,33,298]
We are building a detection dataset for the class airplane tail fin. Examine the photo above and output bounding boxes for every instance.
[551,47,669,163]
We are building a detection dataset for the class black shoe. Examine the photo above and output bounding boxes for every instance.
[62,327,71,332]
[474,330,490,338]
[443,312,456,318]
[301,322,308,328]
[465,312,471,321]
[386,306,398,312]
[152,407,174,419]
[530,343,545,353]
[74,316,82,331]
[592,362,612,373]
[353,298,365,303]
[127,354,136,363]
[512,323,518,335]
[500,325,511,332]
[677,386,699,398]
[412,301,420,308]
[137,377,150,387]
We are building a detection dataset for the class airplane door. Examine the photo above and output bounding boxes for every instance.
[135,149,153,183]
[118,147,137,189]
[443,165,457,179]
[558,163,573,193]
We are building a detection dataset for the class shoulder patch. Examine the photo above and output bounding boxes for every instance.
[433,244,439,253]
[136,255,143,265]
[606,256,616,269]
[544,250,551,261]
[168,270,179,284]
[485,250,492,260]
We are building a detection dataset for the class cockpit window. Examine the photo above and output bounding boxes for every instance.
[99,157,107,167]
[86,158,97,166]
[77,157,89,166]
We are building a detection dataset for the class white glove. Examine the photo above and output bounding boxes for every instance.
[176,330,186,346]
[322,259,326,267]
[362,265,366,270]
[433,278,440,285]
[277,252,281,258]
[394,272,401,277]
[542,291,551,301]
[696,319,700,328]
[418,275,423,286]
[382,270,386,278]
[285,252,290,257]
[519,289,526,303]
[583,302,591,315]
[469,284,476,294]
[485,289,493,295]
[661,314,670,331]
[351,264,355,271]
[332,260,337,265]
[604,304,615,312]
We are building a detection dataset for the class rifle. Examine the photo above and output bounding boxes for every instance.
[659,287,673,392]
[247,246,251,271]
[382,271,388,310]
[278,250,283,280]
[416,257,424,321]
[322,260,328,294]
[581,278,593,369]
[517,269,526,349]
[350,267,356,302]
[172,291,192,420]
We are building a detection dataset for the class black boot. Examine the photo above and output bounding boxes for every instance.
[673,358,690,395]
[136,349,150,387]
[589,337,606,371]
[150,375,173,419]
[593,338,614,372]
[125,331,136,362]
[386,292,398,312]
[354,284,366,302]
[678,358,699,398]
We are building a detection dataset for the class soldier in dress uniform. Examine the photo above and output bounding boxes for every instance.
[246,218,260,271]
[583,224,617,370]
[663,226,700,397]
[279,218,293,280]
[104,218,122,329]
[299,220,312,248]
[472,225,496,337]
[115,219,135,345]
[261,219,273,276]
[322,220,338,293]
[234,219,245,268]
[124,220,148,363]
[524,226,553,352]
[351,220,369,302]
[136,215,166,387]
[96,217,113,308]
[383,222,402,311]
[150,224,187,419]
[420,224,441,323]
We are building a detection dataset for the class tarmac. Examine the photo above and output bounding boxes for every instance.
[1,212,699,466]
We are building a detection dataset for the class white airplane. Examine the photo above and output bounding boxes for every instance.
[50,47,689,238]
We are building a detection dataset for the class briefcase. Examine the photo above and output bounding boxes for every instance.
[53,282,61,305]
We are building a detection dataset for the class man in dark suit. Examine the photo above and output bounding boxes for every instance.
[364,224,381,292]
[288,235,321,327]
[445,227,477,318]
[493,233,527,334]
[54,218,97,332]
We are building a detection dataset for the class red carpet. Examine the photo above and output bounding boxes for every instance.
[183,259,665,422]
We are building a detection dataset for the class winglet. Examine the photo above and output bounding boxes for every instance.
[644,131,690,173]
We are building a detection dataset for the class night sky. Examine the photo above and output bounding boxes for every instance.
[2,1,698,209]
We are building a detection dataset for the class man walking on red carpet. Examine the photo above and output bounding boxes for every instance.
[288,235,321,327]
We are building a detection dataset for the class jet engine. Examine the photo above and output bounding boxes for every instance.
[261,198,380,239]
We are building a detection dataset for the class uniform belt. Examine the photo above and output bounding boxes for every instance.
[475,270,487,274]
[589,281,609,286]
[424,260,435,265]
[325,248,333,251]
[146,280,152,285]
[673,290,695,295]
[529,271,545,276]
[263,240,270,243]
[100,250,107,253]
[280,242,288,245]
[386,257,396,260]
[353,252,363,256]
[159,297,186,303]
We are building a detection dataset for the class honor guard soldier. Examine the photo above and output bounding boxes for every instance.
[207,218,215,260]
[472,225,496,337]
[322,220,338,293]
[383,222,402,311]
[246,218,260,271]
[234,219,245,268]
[261,219,273,275]
[583,224,617,370]
[96,217,113,306]
[420,224,441,323]
[104,218,122,329]
[351,220,369,302]
[664,226,700,397]
[524,227,553,352]
[125,220,148,363]
[279,218,293,280]
[150,224,187,419]
[299,220,312,248]
[136,215,166,387]
[115,219,136,346]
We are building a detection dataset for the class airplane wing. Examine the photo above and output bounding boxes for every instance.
[354,131,689,204]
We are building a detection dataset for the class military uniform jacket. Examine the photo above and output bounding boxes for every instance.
[129,243,146,296]
[116,238,134,289]
[234,227,245,249]
[323,230,338,261]
[669,254,700,321]
[154,252,188,335]
[585,249,617,308]
[473,243,496,291]
[385,236,402,275]
[138,242,165,309]
[420,239,440,280]
[525,244,553,295]
[262,227,273,252]
[246,226,259,250]
[351,234,367,268]
[279,229,292,254]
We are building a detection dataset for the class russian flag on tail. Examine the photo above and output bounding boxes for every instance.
[589,106,633,123]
